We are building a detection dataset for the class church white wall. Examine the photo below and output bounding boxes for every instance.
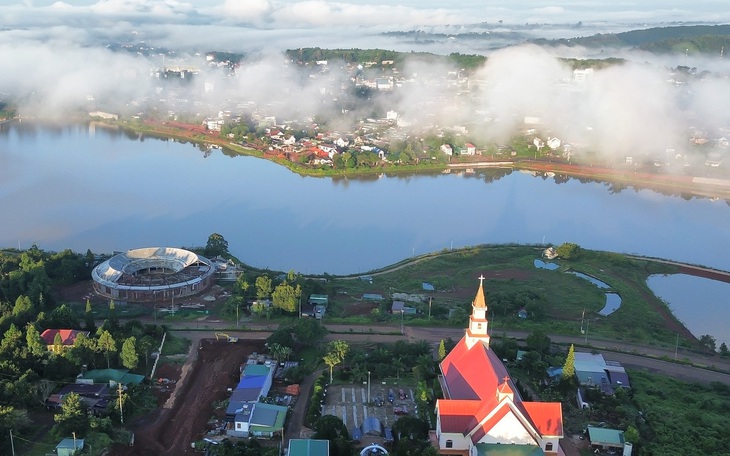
[440,432,471,450]
[478,413,536,445]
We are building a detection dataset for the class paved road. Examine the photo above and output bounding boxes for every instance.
[161,319,730,385]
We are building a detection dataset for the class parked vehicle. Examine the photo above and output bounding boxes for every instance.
[388,389,395,403]
[394,405,409,415]
[399,389,406,400]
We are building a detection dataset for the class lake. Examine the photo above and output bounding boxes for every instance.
[1,122,729,344]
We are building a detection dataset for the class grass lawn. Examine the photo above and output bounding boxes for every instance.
[323,244,679,345]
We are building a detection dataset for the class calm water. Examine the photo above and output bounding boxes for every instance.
[1,122,730,342]
[647,274,730,347]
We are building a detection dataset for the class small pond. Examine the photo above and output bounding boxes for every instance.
[566,271,611,289]
[534,261,621,315]
[534,259,559,270]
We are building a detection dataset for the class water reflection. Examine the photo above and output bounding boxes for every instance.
[2,122,730,279]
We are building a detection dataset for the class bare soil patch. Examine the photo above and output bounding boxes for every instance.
[109,338,265,456]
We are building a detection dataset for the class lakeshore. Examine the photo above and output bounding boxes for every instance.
[116,118,730,202]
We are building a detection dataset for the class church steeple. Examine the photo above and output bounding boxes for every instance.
[465,275,490,349]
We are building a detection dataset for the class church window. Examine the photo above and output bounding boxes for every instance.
[545,442,553,451]
[446,440,453,448]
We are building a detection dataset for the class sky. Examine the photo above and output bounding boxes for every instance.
[2,1,729,55]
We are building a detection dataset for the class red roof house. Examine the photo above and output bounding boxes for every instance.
[435,277,563,455]
[40,329,89,353]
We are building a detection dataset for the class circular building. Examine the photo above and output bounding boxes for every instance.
[92,247,217,302]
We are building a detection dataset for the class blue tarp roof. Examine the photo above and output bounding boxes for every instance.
[237,375,266,390]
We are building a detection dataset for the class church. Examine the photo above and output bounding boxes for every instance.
[435,277,564,456]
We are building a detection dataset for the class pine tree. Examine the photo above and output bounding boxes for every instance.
[562,344,576,379]
[438,339,447,360]
[26,324,46,357]
[98,330,117,369]
[54,392,89,436]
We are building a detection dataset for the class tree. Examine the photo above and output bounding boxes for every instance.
[526,330,551,358]
[255,275,272,301]
[292,319,327,346]
[556,242,581,260]
[120,336,138,370]
[35,379,56,407]
[53,332,63,352]
[720,342,729,357]
[12,295,33,316]
[323,340,349,382]
[137,335,156,370]
[272,281,300,313]
[85,298,95,333]
[700,334,716,351]
[54,392,89,436]
[205,233,229,257]
[562,344,576,378]
[26,324,45,357]
[438,339,446,360]
[98,330,117,369]
[624,425,640,444]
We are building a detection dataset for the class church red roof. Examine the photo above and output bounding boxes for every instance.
[437,279,563,446]
[522,402,564,437]
[440,337,511,402]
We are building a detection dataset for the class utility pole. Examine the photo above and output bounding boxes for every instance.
[367,371,371,404]
[674,333,679,361]
[118,383,124,424]
[9,429,15,456]
[428,297,432,320]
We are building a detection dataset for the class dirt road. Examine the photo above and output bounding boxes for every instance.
[109,337,265,456]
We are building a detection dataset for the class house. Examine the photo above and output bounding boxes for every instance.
[533,138,545,150]
[56,438,85,456]
[543,247,558,260]
[463,143,477,155]
[546,137,561,150]
[392,301,405,314]
[288,439,330,456]
[573,352,630,393]
[40,329,89,353]
[586,425,632,455]
[78,368,145,387]
[441,144,453,156]
[226,364,275,420]
[435,277,563,455]
[228,402,287,438]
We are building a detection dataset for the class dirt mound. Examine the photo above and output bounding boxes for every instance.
[110,338,265,456]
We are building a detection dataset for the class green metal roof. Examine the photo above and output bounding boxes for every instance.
[81,368,145,385]
[587,426,625,446]
[243,364,272,377]
[475,443,545,456]
[249,403,287,433]
[288,439,329,456]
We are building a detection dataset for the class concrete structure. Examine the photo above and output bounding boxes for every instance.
[92,247,216,302]
[435,277,563,455]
